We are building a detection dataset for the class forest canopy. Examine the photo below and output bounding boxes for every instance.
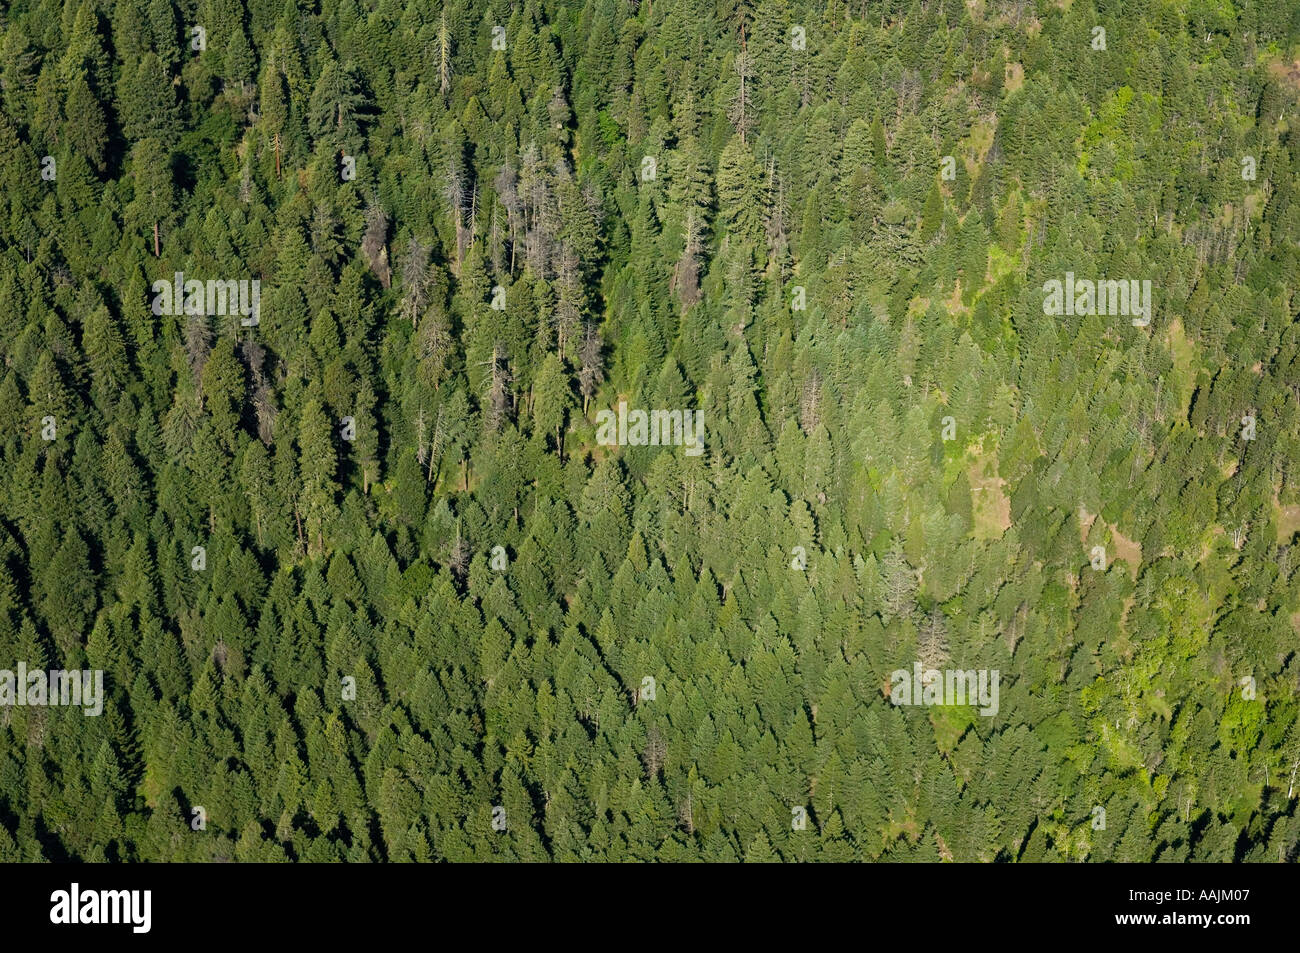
[0,0,1299,862]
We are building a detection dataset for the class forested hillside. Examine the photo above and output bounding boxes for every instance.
[2,0,1300,862]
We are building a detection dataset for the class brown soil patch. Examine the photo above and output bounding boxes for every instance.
[1267,59,1300,94]
[1005,62,1025,93]
[1079,506,1140,578]
[1275,497,1300,543]
[970,449,1011,540]
[1109,523,1142,578]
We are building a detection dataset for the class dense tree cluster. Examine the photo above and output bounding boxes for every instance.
[1,0,1299,861]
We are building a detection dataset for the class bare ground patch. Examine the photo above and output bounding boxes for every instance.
[970,449,1011,540]
[1164,318,1197,419]
[1005,61,1025,93]
[1267,58,1300,95]
[1109,523,1142,578]
[945,279,969,317]
[1078,505,1141,578]
[1077,504,1098,543]
[1275,497,1300,543]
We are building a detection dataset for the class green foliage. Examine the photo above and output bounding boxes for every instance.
[0,0,1297,864]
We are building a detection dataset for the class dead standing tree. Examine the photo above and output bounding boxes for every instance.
[578,323,604,416]
[398,237,432,328]
[362,201,391,288]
